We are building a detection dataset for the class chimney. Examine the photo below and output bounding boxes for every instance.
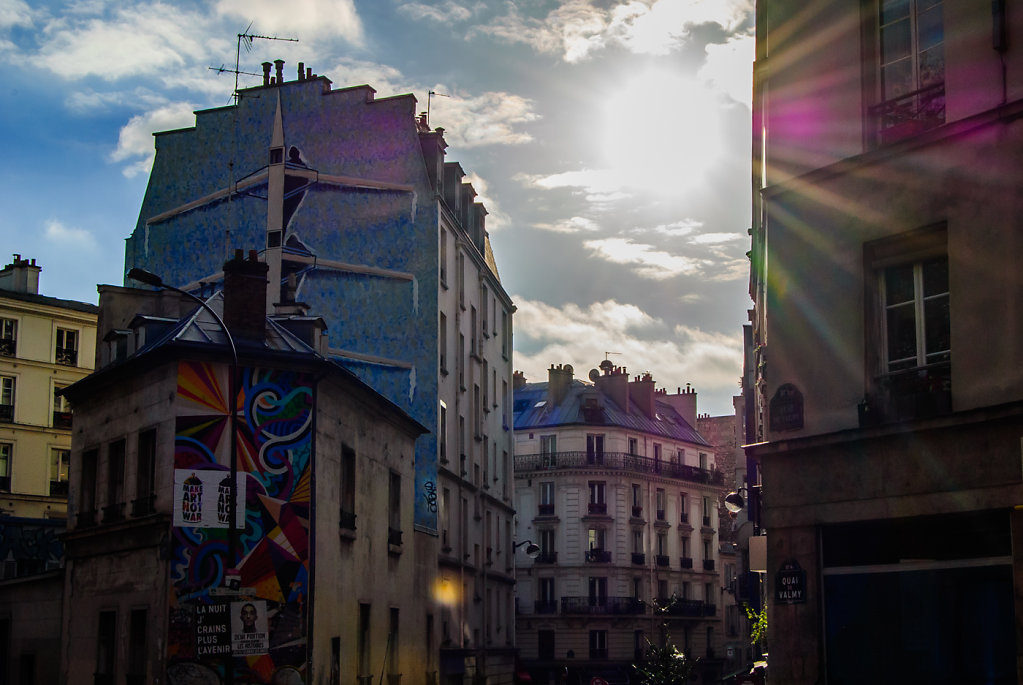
[629,372,656,418]
[223,249,269,341]
[547,364,574,405]
[0,255,41,294]
[262,62,272,86]
[660,384,699,428]
[274,59,285,85]
[594,365,629,413]
[513,370,526,390]
[297,62,305,81]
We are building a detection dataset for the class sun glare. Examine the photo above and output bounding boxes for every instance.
[601,67,725,195]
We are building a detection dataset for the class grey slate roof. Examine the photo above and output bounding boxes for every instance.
[513,379,709,446]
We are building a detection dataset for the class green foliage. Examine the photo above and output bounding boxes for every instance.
[743,603,768,648]
[633,636,698,685]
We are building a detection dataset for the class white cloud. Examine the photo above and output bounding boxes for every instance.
[216,0,364,45]
[476,0,753,63]
[109,101,198,177]
[511,297,742,410]
[0,0,35,29]
[515,169,631,203]
[462,171,512,232]
[397,2,473,23]
[690,232,743,244]
[584,238,705,280]
[429,89,539,148]
[44,219,98,251]
[35,4,221,80]
[700,33,754,107]
[533,216,600,233]
[642,219,703,237]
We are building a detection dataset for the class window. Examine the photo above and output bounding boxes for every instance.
[653,443,662,471]
[633,529,644,554]
[0,376,14,422]
[0,443,10,491]
[105,439,126,522]
[699,452,708,470]
[588,481,606,515]
[439,312,448,373]
[586,434,604,464]
[470,307,478,356]
[439,402,448,463]
[587,527,606,552]
[457,334,465,389]
[440,227,448,286]
[538,528,555,561]
[50,448,70,496]
[388,472,402,546]
[358,603,371,679]
[656,488,666,520]
[538,630,555,661]
[680,492,689,524]
[340,445,356,531]
[702,496,712,527]
[588,577,607,606]
[0,318,15,356]
[97,610,117,683]
[53,386,72,429]
[657,532,667,556]
[55,328,79,366]
[387,608,399,676]
[501,310,509,359]
[538,577,556,612]
[589,629,608,659]
[481,285,489,336]
[133,429,156,516]
[875,0,944,142]
[80,448,98,525]
[457,252,465,309]
[473,384,482,437]
[127,608,147,683]
[538,481,554,515]
[628,437,638,455]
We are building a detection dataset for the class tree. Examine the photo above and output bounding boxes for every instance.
[633,594,699,685]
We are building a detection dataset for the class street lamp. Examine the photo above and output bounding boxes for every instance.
[513,540,541,559]
[127,267,240,681]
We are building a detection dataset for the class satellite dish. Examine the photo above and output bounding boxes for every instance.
[588,369,600,382]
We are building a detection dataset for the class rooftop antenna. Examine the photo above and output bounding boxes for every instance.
[427,90,449,129]
[604,352,621,361]
[208,25,299,262]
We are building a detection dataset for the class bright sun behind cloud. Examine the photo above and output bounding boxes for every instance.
[601,66,725,195]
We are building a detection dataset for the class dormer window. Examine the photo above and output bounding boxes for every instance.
[269,147,284,164]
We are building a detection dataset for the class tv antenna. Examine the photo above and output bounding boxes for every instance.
[207,24,299,102]
[427,90,450,129]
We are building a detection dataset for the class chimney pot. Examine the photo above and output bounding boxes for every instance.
[298,62,305,80]
[274,59,285,84]
[262,62,272,86]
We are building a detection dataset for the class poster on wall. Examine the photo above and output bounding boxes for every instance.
[231,600,270,656]
[173,469,246,528]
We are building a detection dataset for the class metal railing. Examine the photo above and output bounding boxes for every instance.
[131,494,156,517]
[657,598,715,617]
[681,557,693,569]
[869,82,945,145]
[585,549,611,563]
[515,451,724,486]
[656,555,670,567]
[703,559,715,571]
[561,596,645,615]
[631,553,646,565]
[534,600,558,614]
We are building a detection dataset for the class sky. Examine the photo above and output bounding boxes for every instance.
[0,0,754,417]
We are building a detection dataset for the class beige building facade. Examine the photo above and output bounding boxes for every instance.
[513,363,726,683]
[748,0,1023,681]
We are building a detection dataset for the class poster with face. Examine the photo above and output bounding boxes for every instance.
[231,600,269,656]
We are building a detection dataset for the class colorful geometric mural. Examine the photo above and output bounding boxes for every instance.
[168,360,314,684]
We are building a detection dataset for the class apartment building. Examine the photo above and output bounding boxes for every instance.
[122,60,516,684]
[747,0,1023,681]
[513,363,726,683]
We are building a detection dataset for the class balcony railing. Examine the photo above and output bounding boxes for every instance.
[589,649,609,660]
[534,600,558,614]
[55,347,78,366]
[703,559,715,572]
[538,503,555,516]
[631,553,646,565]
[585,549,611,563]
[656,555,670,567]
[681,557,693,569]
[862,361,952,426]
[53,411,73,429]
[658,598,715,617]
[515,451,724,486]
[631,505,643,518]
[869,81,945,145]
[0,404,12,423]
[535,551,558,564]
[680,512,689,524]
[49,480,69,497]
[587,502,608,515]
[0,338,13,357]
[561,596,645,615]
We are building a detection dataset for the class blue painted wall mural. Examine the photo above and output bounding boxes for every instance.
[168,360,314,683]
[126,78,440,533]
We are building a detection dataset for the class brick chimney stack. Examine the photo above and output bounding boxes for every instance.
[513,370,527,390]
[223,249,269,342]
[661,384,699,428]
[595,364,630,413]
[630,372,656,418]
[0,255,41,294]
[547,364,574,405]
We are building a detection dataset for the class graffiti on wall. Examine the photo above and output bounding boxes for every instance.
[167,360,314,683]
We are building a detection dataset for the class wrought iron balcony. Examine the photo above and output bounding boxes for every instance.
[680,512,689,524]
[585,549,611,563]
[0,337,13,357]
[0,404,12,423]
[537,503,555,516]
[703,559,715,571]
[587,502,608,515]
[681,557,693,569]
[52,411,73,429]
[49,480,69,497]
[561,596,645,615]
[534,551,558,564]
[131,493,156,517]
[631,505,643,518]
[102,502,125,524]
[515,451,724,486]
[870,81,945,145]
[656,555,670,567]
[861,361,952,426]
[55,347,78,366]
[657,598,715,617]
[631,552,646,565]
